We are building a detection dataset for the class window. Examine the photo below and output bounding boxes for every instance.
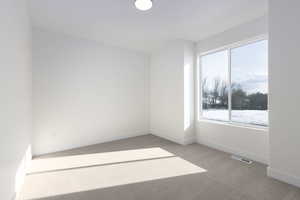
[199,39,268,127]
[201,50,229,122]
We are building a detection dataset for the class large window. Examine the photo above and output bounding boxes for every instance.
[199,39,268,127]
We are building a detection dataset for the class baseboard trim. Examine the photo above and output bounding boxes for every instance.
[184,135,196,145]
[33,131,149,157]
[197,138,268,164]
[149,129,185,145]
[267,167,300,188]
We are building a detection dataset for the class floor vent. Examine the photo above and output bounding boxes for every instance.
[231,155,253,164]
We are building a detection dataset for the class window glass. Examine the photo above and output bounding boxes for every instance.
[201,50,229,122]
[231,40,268,126]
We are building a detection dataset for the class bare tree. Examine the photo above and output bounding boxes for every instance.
[202,77,208,108]
[219,80,228,107]
[202,77,208,98]
[212,78,220,105]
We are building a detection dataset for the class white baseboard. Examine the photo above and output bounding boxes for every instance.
[267,167,300,188]
[150,129,196,146]
[184,134,196,145]
[197,138,268,165]
[149,129,185,145]
[33,131,149,157]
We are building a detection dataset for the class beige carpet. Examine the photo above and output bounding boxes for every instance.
[19,135,300,200]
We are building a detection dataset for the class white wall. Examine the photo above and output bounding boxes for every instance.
[268,0,300,187]
[196,16,269,164]
[32,29,149,156]
[150,40,195,145]
[0,0,32,199]
[184,43,195,144]
[197,16,268,53]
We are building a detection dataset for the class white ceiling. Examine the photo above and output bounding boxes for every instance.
[29,0,268,53]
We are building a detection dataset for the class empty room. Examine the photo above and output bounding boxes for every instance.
[1,0,300,200]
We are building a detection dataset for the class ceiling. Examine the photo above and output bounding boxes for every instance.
[29,0,268,53]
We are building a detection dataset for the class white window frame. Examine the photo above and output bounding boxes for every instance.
[197,35,269,130]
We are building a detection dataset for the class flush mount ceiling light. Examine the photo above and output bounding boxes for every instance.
[135,0,153,11]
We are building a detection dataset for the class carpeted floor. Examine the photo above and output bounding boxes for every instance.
[19,134,300,200]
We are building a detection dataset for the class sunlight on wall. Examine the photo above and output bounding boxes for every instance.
[184,64,192,131]
[20,148,206,200]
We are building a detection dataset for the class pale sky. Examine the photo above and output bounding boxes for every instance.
[201,40,268,94]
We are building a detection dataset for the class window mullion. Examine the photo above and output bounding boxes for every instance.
[228,48,232,122]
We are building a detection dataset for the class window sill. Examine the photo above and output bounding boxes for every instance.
[197,118,269,132]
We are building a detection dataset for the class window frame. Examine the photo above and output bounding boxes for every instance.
[197,35,269,129]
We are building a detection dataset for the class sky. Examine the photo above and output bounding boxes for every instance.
[201,40,268,94]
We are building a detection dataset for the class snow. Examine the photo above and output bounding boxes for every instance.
[203,109,268,126]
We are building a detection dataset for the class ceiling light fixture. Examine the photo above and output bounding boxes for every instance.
[135,0,153,11]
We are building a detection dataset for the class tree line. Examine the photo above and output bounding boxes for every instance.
[202,78,268,110]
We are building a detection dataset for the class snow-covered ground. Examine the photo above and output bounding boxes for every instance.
[203,109,268,126]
